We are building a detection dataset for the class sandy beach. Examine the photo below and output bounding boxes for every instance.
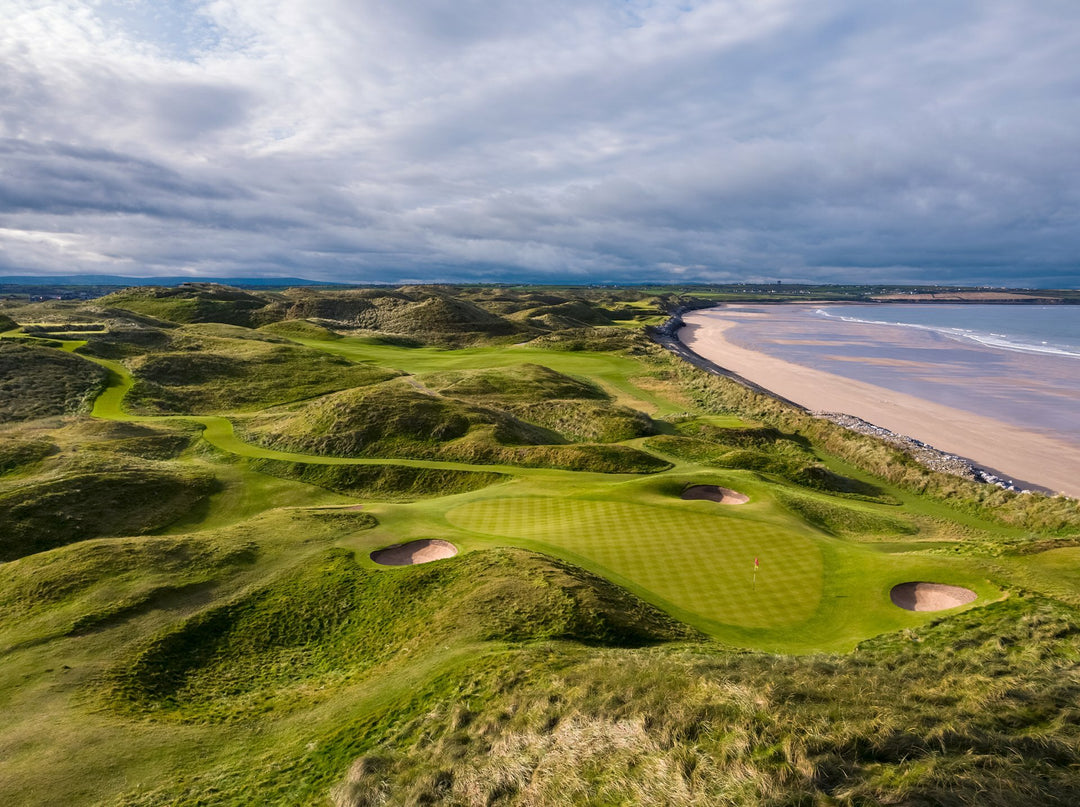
[680,309,1080,499]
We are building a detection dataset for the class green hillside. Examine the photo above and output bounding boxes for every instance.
[0,436,58,475]
[280,288,529,344]
[107,547,695,723]
[0,341,109,422]
[248,458,507,500]
[329,595,1080,807]
[243,377,669,472]
[420,363,609,401]
[96,284,278,327]
[121,325,400,413]
[417,364,658,442]
[0,285,1078,805]
[0,455,215,560]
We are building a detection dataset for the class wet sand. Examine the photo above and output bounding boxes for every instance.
[679,310,1080,499]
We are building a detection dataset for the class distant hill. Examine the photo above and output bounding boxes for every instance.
[96,284,280,327]
[0,275,344,288]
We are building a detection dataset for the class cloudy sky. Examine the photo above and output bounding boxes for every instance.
[2,0,1078,285]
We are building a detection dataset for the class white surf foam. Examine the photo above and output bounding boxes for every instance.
[812,308,1080,360]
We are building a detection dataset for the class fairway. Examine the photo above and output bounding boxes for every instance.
[447,497,823,629]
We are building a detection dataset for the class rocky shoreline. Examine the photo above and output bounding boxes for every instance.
[815,412,1028,492]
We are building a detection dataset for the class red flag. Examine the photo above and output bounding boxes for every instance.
[754,556,759,568]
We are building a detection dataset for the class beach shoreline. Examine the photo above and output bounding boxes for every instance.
[674,307,1080,499]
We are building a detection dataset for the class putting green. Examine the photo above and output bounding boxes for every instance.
[446,497,823,629]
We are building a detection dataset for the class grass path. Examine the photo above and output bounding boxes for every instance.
[6,330,683,477]
[60,340,654,481]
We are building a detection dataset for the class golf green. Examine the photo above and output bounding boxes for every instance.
[446,497,823,629]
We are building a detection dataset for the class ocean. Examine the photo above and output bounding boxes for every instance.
[814,304,1080,359]
[722,304,1080,446]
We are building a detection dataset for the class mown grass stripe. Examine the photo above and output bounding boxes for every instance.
[446,497,824,629]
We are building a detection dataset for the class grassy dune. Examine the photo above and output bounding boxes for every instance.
[242,374,669,473]
[106,547,693,723]
[0,340,108,421]
[263,286,554,345]
[0,455,216,561]
[1,286,1079,805]
[422,364,658,442]
[248,458,507,500]
[0,534,257,652]
[330,596,1080,807]
[96,284,277,327]
[0,436,58,475]
[121,324,401,413]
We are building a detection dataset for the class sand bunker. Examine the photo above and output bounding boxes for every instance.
[681,485,750,505]
[890,582,976,612]
[370,539,458,566]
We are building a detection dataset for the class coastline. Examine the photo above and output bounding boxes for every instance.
[674,308,1080,499]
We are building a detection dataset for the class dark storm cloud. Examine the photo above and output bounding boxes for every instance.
[1,0,1077,285]
[0,140,243,214]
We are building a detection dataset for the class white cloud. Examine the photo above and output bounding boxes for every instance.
[0,0,1078,284]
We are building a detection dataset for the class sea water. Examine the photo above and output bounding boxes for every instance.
[814,304,1080,359]
[723,304,1080,446]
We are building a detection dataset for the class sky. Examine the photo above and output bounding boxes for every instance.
[1,0,1078,286]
